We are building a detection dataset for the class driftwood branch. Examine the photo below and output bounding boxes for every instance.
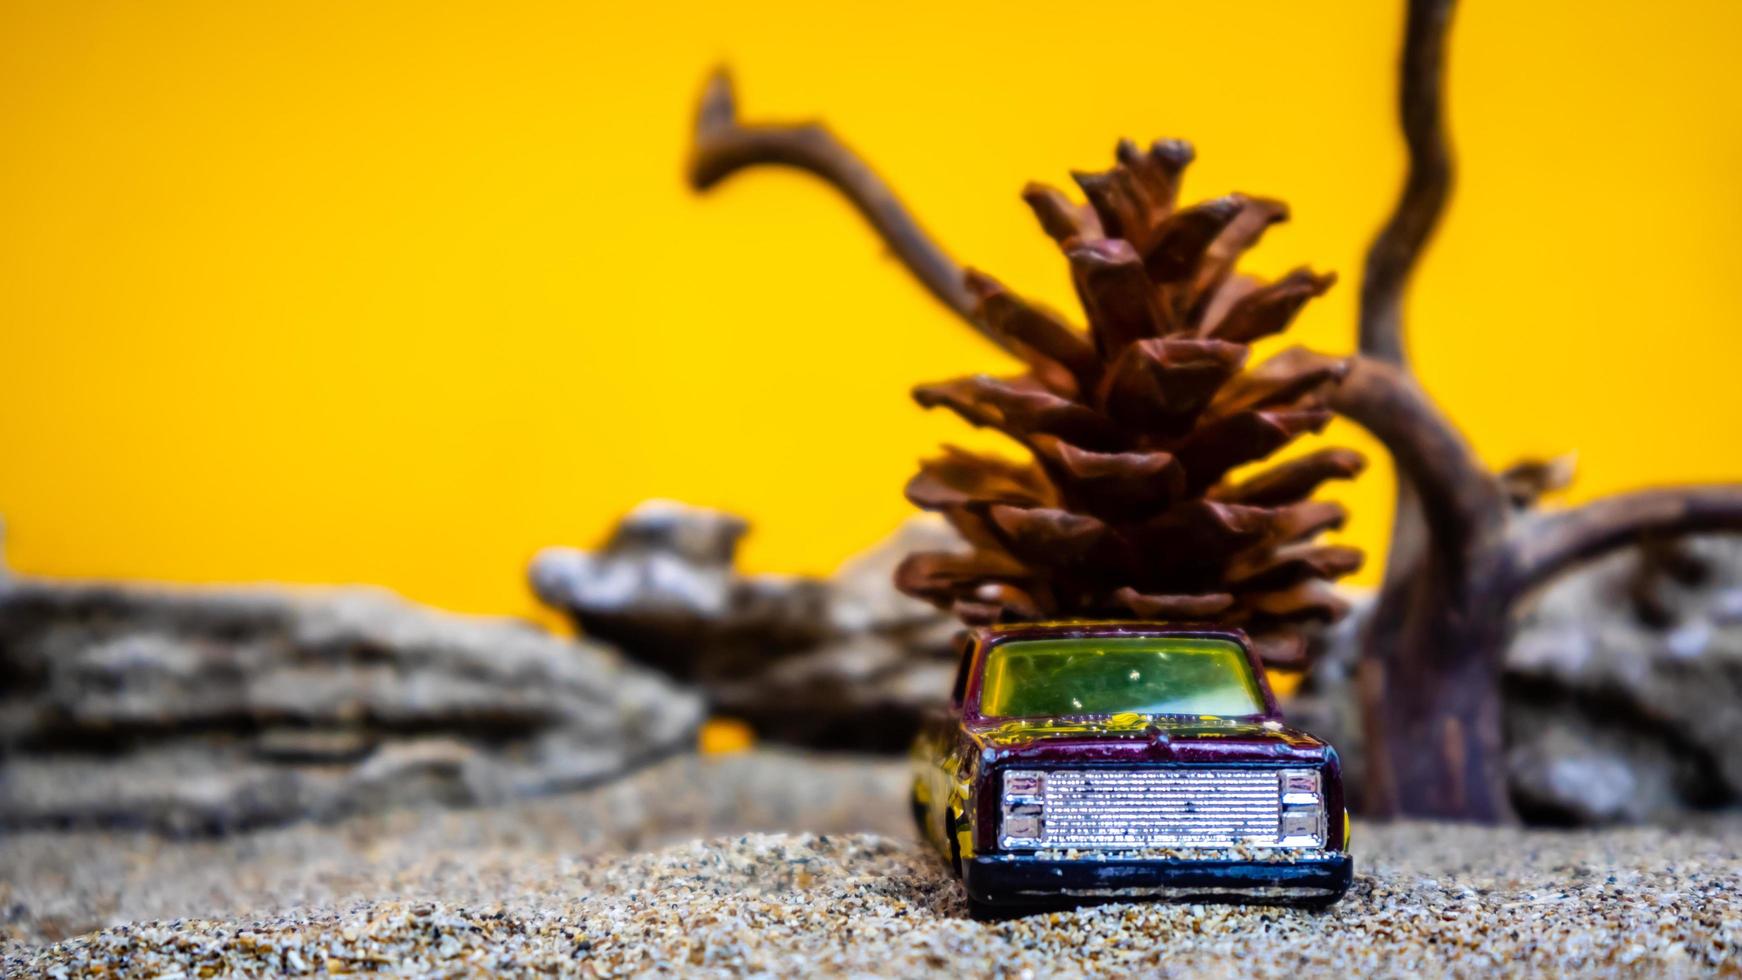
[688,68,993,339]
[1358,0,1458,366]
[1506,486,1742,597]
[1330,356,1502,549]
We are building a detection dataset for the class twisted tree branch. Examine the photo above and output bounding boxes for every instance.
[688,68,995,341]
[1506,486,1742,598]
[1330,356,1503,551]
[1359,0,1457,366]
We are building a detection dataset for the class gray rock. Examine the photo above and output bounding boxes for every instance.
[1299,533,1742,824]
[530,501,834,678]
[828,514,965,634]
[1504,704,1691,824]
[604,499,748,568]
[1503,532,1742,820]
[533,506,963,750]
[0,579,703,834]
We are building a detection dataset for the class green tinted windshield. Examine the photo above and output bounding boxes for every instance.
[978,636,1266,719]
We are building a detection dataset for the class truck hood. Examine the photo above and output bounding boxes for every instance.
[966,713,1332,767]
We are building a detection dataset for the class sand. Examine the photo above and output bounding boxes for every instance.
[5,752,1741,977]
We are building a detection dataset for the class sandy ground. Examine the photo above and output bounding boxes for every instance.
[0,751,911,946]
[5,752,1742,977]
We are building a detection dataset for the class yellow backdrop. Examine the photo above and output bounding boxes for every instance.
[3,1,1741,620]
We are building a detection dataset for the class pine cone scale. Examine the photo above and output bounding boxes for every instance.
[1213,448,1366,507]
[1022,182,1101,244]
[1113,587,1236,619]
[1191,197,1289,301]
[969,271,1100,391]
[1097,337,1246,433]
[1203,268,1336,343]
[1141,195,1246,286]
[1173,408,1333,495]
[1068,239,1171,353]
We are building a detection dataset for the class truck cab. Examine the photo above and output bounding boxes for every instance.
[910,621,1352,915]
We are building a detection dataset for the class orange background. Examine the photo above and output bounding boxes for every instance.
[3,1,1741,620]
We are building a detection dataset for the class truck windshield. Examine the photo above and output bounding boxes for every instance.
[978,636,1266,719]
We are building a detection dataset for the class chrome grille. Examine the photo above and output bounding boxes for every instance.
[1002,768,1294,849]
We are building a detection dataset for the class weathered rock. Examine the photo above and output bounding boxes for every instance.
[1502,532,1742,823]
[828,515,966,634]
[1295,533,1742,824]
[530,501,834,679]
[603,499,749,568]
[533,505,965,750]
[1503,704,1696,825]
[0,579,703,834]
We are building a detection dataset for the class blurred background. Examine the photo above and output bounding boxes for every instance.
[4,0,1742,619]
[9,5,1742,959]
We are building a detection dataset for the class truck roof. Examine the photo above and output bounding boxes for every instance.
[974,620,1249,645]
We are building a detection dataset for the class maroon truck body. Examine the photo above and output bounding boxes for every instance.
[911,621,1352,913]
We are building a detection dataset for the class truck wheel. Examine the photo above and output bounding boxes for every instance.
[946,808,965,879]
[909,786,928,841]
[1297,886,1350,911]
[966,897,1011,922]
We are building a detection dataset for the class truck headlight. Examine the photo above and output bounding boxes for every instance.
[1277,768,1326,848]
[1000,769,1045,848]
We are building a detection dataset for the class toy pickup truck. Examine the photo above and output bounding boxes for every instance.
[910,622,1351,916]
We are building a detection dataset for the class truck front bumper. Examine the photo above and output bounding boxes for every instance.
[963,853,1353,908]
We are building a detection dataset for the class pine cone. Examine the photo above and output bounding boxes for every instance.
[895,139,1366,668]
